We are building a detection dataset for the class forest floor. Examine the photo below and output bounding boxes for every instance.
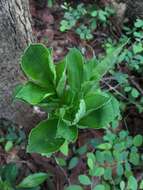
[1,1,143,190]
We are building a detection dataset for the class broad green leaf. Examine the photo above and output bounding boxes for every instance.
[4,141,13,152]
[55,157,66,167]
[81,80,99,96]
[56,60,67,96]
[1,163,18,184]
[98,10,107,22]
[104,131,116,142]
[67,48,84,92]
[68,157,79,170]
[116,164,124,176]
[57,120,78,142]
[15,82,54,105]
[92,41,128,82]
[93,184,105,190]
[114,142,126,152]
[97,143,112,150]
[133,43,143,54]
[103,183,111,190]
[17,172,48,188]
[129,152,140,166]
[84,91,111,111]
[87,152,95,170]
[139,180,143,189]
[133,135,143,147]
[87,158,94,170]
[38,101,59,112]
[113,150,125,162]
[126,136,133,148]
[91,10,98,17]
[73,99,86,124]
[127,176,138,190]
[56,69,66,97]
[104,168,112,180]
[104,150,114,163]
[79,96,120,128]
[76,144,87,155]
[119,130,128,140]
[56,59,66,82]
[12,84,23,99]
[27,119,65,154]
[0,180,13,190]
[83,58,98,81]
[93,167,104,177]
[60,140,69,156]
[133,31,143,39]
[21,44,56,88]
[135,19,143,28]
[78,175,91,186]
[66,185,83,190]
[125,162,131,172]
[131,88,140,98]
[96,151,105,164]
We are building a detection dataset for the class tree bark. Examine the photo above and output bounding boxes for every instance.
[112,0,143,21]
[125,0,143,20]
[0,0,41,127]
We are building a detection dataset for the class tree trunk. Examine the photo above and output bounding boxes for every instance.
[125,0,143,20]
[0,0,41,127]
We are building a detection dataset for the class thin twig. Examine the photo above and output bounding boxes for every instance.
[102,80,129,101]
[129,76,143,96]
[53,156,71,186]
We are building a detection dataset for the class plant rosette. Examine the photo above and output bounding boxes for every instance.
[15,42,126,155]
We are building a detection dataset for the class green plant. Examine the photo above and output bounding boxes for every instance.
[102,19,143,112]
[113,18,143,73]
[109,68,143,112]
[66,130,143,190]
[60,3,86,32]
[47,0,54,7]
[0,119,26,152]
[0,163,48,190]
[14,42,126,155]
[60,3,114,40]
[76,24,93,40]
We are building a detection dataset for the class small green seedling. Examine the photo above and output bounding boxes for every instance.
[60,3,115,40]
[66,130,143,190]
